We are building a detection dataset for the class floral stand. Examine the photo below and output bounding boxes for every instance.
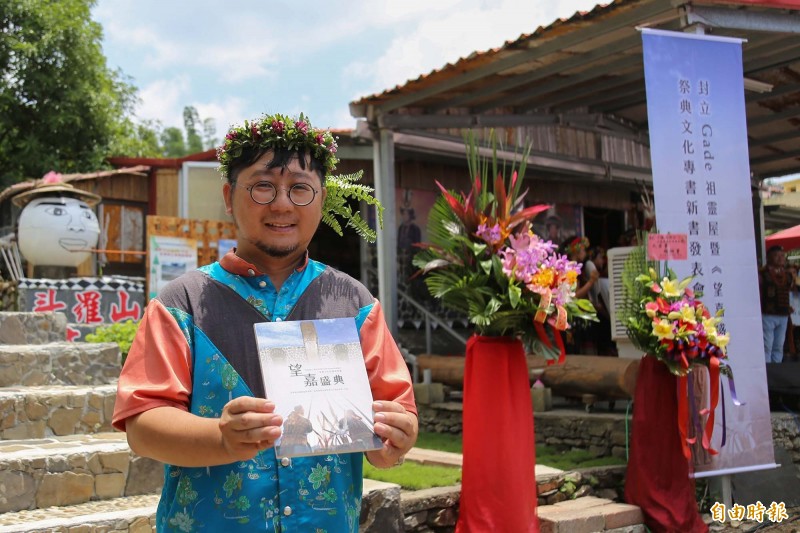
[457,335,539,533]
[624,355,708,533]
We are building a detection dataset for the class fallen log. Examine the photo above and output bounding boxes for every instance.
[416,354,640,404]
[539,355,640,400]
[416,353,549,389]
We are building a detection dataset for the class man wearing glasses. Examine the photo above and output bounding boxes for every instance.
[113,113,417,532]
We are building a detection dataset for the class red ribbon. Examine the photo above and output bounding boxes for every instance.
[677,375,691,460]
[535,321,566,366]
[702,356,720,456]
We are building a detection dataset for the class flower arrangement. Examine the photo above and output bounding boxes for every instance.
[413,132,596,360]
[216,112,383,242]
[619,235,732,378]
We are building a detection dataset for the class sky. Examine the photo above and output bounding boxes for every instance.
[92,0,604,139]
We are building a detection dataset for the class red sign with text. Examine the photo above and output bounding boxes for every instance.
[647,233,688,261]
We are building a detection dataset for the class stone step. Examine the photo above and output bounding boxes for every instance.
[0,494,158,533]
[0,343,120,387]
[0,433,162,514]
[538,496,645,533]
[0,312,68,345]
[0,385,117,440]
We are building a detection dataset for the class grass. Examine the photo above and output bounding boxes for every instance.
[363,458,462,490]
[536,445,625,470]
[362,432,625,490]
[414,431,463,454]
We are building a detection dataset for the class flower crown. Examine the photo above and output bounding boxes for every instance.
[216,113,339,179]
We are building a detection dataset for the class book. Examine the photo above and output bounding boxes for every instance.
[254,317,384,458]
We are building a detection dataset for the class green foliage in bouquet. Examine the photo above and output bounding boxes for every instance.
[619,233,731,377]
[85,319,139,366]
[413,131,596,359]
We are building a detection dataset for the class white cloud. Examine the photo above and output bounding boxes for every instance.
[345,0,602,99]
[194,98,249,136]
[95,0,604,137]
[135,77,191,128]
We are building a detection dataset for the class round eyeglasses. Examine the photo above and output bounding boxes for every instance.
[237,181,319,206]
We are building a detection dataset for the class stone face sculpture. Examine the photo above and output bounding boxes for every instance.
[13,175,101,268]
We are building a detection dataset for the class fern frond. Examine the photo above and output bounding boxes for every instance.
[323,170,384,242]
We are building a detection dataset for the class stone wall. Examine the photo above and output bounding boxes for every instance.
[389,465,628,533]
[0,386,116,440]
[772,412,800,466]
[0,343,120,387]
[0,445,162,514]
[0,281,19,312]
[0,311,66,344]
[418,403,630,458]
[418,403,800,470]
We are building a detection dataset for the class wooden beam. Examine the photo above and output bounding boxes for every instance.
[510,59,643,112]
[433,34,642,113]
[377,113,560,129]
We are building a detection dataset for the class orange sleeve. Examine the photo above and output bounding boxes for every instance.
[112,300,193,431]
[360,301,417,416]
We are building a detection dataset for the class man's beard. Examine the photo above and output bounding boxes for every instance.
[254,241,298,258]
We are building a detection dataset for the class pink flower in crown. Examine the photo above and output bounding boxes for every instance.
[329,143,338,154]
[296,120,309,135]
[251,124,261,139]
[225,131,237,141]
[271,120,285,134]
[315,133,326,145]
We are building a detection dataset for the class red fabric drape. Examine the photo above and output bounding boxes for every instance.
[624,355,708,533]
[457,335,539,533]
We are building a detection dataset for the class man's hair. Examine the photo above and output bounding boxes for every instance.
[227,145,326,185]
[767,245,784,258]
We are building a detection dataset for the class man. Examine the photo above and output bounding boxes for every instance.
[113,113,418,532]
[336,409,380,452]
[759,245,794,363]
[281,405,314,456]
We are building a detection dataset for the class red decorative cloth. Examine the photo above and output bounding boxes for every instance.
[457,335,539,533]
[624,355,708,533]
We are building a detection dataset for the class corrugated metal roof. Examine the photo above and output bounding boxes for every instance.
[351,0,800,179]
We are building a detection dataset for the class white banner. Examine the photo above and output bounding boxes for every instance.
[642,28,776,477]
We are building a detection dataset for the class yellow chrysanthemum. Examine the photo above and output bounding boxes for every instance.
[566,270,578,284]
[652,319,675,340]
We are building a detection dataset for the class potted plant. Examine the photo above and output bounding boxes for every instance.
[414,131,596,532]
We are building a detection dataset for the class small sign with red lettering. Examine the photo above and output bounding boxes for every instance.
[647,233,688,261]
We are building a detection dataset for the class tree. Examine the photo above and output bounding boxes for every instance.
[160,127,187,158]
[183,106,204,154]
[158,106,217,157]
[0,0,154,185]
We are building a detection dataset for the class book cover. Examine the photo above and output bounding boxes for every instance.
[254,317,383,458]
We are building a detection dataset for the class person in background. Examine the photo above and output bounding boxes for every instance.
[588,245,616,356]
[759,245,794,364]
[788,263,800,362]
[112,112,418,532]
[563,236,599,353]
